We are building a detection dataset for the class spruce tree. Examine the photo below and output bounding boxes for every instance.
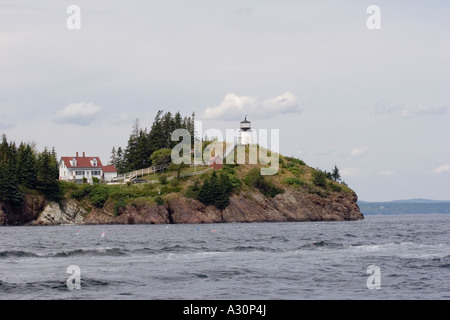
[0,136,23,206]
[219,172,233,195]
[36,148,61,200]
[209,171,221,200]
[16,143,37,189]
[116,147,125,173]
[331,165,341,182]
[214,188,230,211]
[198,178,212,205]
[109,146,117,167]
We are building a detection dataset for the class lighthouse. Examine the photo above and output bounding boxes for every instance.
[238,115,253,145]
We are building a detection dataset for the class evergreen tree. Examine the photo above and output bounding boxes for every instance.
[198,178,212,205]
[36,147,61,200]
[109,146,117,167]
[197,171,231,211]
[209,171,221,200]
[214,188,230,211]
[161,111,174,148]
[114,110,197,173]
[219,171,233,195]
[16,142,37,189]
[0,135,23,206]
[174,112,183,131]
[151,148,172,166]
[331,165,341,182]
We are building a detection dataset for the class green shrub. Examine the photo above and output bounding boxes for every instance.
[329,182,342,192]
[228,175,242,191]
[155,195,164,205]
[70,185,91,199]
[109,189,135,200]
[159,175,168,185]
[288,166,302,177]
[185,181,200,199]
[89,185,109,207]
[70,188,86,200]
[59,181,78,194]
[284,156,306,166]
[283,177,304,186]
[113,199,127,216]
[92,177,100,184]
[312,169,328,188]
[244,168,284,198]
[185,186,200,199]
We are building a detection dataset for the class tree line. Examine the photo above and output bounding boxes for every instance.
[0,134,60,207]
[109,110,195,174]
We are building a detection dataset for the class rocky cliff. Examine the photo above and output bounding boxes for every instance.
[22,188,362,226]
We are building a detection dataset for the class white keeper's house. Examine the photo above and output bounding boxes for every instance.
[59,152,117,183]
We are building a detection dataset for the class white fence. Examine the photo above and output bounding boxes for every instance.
[115,163,170,182]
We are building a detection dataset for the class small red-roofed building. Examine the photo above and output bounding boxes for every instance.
[209,155,223,170]
[59,152,117,183]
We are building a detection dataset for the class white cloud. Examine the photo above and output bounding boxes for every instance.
[350,147,368,157]
[378,170,396,177]
[375,102,447,118]
[340,167,361,178]
[54,102,101,126]
[202,92,303,121]
[434,164,450,174]
[401,103,447,118]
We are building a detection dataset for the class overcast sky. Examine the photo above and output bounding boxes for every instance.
[1,1,449,201]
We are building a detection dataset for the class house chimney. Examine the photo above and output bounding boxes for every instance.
[76,152,78,157]
[83,152,85,157]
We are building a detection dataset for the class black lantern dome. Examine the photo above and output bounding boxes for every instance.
[240,115,251,131]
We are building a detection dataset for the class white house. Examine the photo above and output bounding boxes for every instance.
[59,152,117,183]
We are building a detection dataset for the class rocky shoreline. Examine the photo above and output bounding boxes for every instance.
[1,188,363,226]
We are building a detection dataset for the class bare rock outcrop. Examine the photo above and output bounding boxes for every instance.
[34,199,86,225]
[162,189,363,224]
[7,188,362,226]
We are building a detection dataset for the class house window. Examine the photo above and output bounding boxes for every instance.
[91,170,101,176]
[75,171,85,176]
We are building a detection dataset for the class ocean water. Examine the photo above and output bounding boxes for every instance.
[0,214,449,300]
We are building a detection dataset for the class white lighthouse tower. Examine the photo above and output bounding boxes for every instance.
[238,115,253,145]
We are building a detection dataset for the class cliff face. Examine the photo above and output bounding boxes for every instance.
[23,189,363,226]
[0,194,46,226]
[167,189,363,224]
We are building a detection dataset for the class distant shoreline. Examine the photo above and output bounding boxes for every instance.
[358,200,450,215]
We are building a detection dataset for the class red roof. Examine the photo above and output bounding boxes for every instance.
[61,156,103,168]
[102,165,117,173]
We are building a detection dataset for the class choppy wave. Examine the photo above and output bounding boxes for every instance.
[0,277,116,296]
[0,250,39,258]
[298,240,347,250]
[1,215,449,299]
[0,247,128,259]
